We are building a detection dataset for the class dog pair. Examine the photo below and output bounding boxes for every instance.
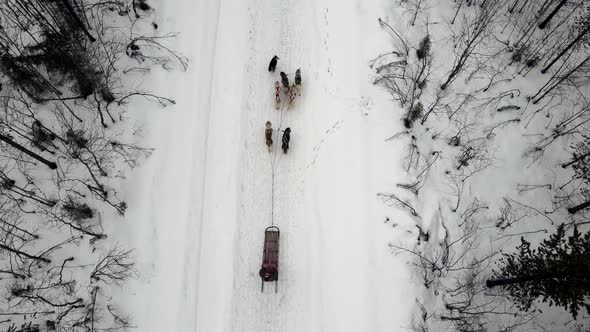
[279,71,302,105]
[265,121,291,154]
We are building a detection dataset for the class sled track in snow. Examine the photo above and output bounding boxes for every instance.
[230,0,315,330]
[230,0,289,330]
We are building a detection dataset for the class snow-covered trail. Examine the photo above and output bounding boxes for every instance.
[229,0,312,330]
[231,0,397,331]
[121,0,416,331]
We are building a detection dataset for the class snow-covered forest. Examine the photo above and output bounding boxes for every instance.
[376,0,590,330]
[371,0,590,331]
[0,0,184,330]
[0,0,588,331]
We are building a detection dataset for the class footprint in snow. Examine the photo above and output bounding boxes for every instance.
[359,96,374,116]
[306,120,344,169]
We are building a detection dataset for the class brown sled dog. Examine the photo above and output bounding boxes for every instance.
[288,83,297,104]
[294,68,301,96]
[265,121,273,152]
[274,81,281,110]
[280,72,290,95]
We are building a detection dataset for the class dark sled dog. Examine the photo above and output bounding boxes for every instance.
[265,121,273,152]
[282,127,291,154]
[268,55,279,72]
[280,72,290,94]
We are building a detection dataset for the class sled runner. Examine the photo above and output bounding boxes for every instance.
[259,226,280,293]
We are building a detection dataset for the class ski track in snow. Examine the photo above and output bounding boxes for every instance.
[124,0,416,331]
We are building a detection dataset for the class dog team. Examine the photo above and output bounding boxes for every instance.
[265,55,301,154]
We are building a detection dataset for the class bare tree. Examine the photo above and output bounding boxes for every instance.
[373,31,432,128]
[400,0,428,26]
[0,133,57,170]
[0,0,184,329]
[440,1,504,90]
[90,247,135,286]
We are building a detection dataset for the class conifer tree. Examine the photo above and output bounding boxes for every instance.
[487,225,590,318]
[563,135,590,214]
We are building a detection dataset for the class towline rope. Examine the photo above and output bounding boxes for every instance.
[269,81,294,226]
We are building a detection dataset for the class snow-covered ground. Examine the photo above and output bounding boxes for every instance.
[119,0,417,331]
[4,0,586,330]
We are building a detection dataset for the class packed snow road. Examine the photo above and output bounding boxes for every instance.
[121,0,416,331]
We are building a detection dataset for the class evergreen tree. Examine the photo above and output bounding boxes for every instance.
[486,225,590,318]
[563,135,590,214]
[541,5,590,73]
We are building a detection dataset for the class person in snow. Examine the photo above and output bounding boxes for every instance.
[268,55,279,72]
[282,127,291,154]
[265,121,273,152]
[280,71,290,94]
[259,265,278,281]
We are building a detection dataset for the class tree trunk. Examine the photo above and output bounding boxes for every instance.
[0,243,51,263]
[0,133,57,169]
[59,0,96,42]
[486,272,571,288]
[538,0,568,29]
[541,24,590,74]
[508,0,519,14]
[451,0,465,24]
[533,54,590,103]
[538,0,556,15]
[410,0,421,26]
[568,199,590,214]
[562,150,590,168]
